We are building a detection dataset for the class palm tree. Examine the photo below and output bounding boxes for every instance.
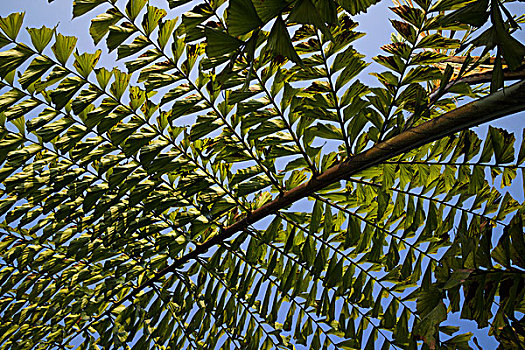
[1,0,524,348]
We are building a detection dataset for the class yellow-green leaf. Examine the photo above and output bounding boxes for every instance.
[51,33,77,65]
[0,12,25,41]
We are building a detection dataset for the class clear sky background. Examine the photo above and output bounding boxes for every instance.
[0,0,524,349]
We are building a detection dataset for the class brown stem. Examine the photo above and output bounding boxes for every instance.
[454,67,525,85]
[91,79,525,322]
[429,66,525,105]
[442,56,525,66]
[157,79,525,275]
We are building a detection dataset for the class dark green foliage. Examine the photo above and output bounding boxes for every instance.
[0,0,525,349]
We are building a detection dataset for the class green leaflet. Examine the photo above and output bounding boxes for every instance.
[95,67,113,89]
[413,302,448,347]
[142,6,167,35]
[181,3,214,42]
[290,0,333,37]
[72,86,103,115]
[18,56,54,89]
[0,31,9,50]
[479,126,516,164]
[72,0,106,18]
[73,50,101,77]
[338,0,381,15]
[445,0,489,27]
[109,118,144,145]
[117,34,149,59]
[235,174,272,196]
[26,108,59,132]
[170,94,204,121]
[335,53,367,90]
[83,183,109,212]
[493,13,525,71]
[129,53,165,78]
[416,33,460,49]
[226,0,263,36]
[90,8,124,45]
[26,26,54,53]
[125,0,148,21]
[0,44,33,78]
[35,116,74,142]
[204,27,243,58]
[4,98,39,122]
[84,98,118,128]
[190,114,223,141]
[168,0,193,9]
[252,0,290,22]
[55,124,88,153]
[128,86,146,111]
[107,22,135,52]
[402,66,443,84]
[307,123,343,141]
[51,33,77,65]
[266,16,302,64]
[110,68,131,100]
[0,89,26,114]
[32,65,68,92]
[6,144,42,168]
[97,105,130,133]
[157,18,177,49]
[50,76,85,110]
[0,12,24,41]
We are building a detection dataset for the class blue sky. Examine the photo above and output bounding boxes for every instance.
[0,0,524,349]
